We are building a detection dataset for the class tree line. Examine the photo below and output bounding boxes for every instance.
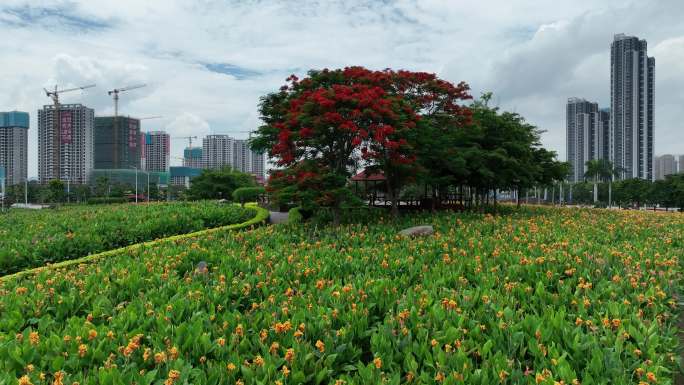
[250,67,569,223]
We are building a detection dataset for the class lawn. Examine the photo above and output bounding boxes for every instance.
[0,202,256,275]
[0,207,682,384]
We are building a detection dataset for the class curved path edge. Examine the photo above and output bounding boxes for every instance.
[1,204,270,283]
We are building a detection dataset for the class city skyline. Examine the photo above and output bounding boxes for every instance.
[1,1,684,179]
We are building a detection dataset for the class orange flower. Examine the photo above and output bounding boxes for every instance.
[29,332,39,346]
[282,365,290,377]
[315,340,325,353]
[226,363,236,372]
[373,356,382,369]
[18,375,33,385]
[78,344,87,357]
[155,351,167,364]
[284,348,295,363]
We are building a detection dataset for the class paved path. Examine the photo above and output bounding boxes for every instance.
[269,211,289,224]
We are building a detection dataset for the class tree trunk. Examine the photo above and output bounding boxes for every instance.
[332,206,341,227]
[431,187,437,212]
[608,181,612,208]
[388,185,399,218]
[593,177,598,203]
[516,188,521,207]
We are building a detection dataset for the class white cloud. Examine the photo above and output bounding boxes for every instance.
[0,0,683,178]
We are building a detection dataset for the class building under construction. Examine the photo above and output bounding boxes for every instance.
[38,104,94,184]
[94,116,141,170]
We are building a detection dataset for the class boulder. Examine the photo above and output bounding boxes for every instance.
[398,225,434,237]
[194,261,209,275]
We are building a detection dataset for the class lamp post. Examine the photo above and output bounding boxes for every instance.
[129,166,139,203]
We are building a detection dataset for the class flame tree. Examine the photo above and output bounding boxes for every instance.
[250,67,472,221]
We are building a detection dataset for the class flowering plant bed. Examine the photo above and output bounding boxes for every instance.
[0,207,682,384]
[0,202,256,275]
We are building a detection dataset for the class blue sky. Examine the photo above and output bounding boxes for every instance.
[1,0,683,178]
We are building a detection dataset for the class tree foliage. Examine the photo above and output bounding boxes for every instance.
[252,67,569,220]
[186,167,256,201]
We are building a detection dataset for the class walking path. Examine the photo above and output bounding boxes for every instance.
[269,211,289,224]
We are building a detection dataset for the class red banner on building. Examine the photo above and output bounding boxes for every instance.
[128,119,138,148]
[60,111,73,144]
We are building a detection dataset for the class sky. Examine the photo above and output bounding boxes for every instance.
[1,0,683,178]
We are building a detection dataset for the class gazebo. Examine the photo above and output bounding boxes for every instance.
[351,169,386,206]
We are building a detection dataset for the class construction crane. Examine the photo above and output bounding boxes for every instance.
[108,85,146,167]
[215,130,255,139]
[108,84,146,117]
[172,136,198,149]
[43,84,96,181]
[138,116,163,120]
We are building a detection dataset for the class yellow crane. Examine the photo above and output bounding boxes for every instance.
[43,84,96,181]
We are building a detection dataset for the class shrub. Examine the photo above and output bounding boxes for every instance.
[232,187,266,206]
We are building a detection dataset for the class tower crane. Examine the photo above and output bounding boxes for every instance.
[43,84,96,181]
[108,85,146,167]
[108,84,146,118]
[215,130,255,139]
[172,136,198,149]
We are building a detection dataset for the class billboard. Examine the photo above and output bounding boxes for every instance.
[60,111,73,144]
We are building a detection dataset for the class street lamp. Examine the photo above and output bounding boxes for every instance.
[129,166,139,203]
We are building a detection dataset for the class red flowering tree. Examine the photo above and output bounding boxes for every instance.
[359,70,472,215]
[251,67,471,221]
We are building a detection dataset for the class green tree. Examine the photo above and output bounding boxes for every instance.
[584,159,602,203]
[43,180,66,203]
[186,167,256,201]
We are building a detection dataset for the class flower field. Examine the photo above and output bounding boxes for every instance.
[0,203,256,275]
[0,207,682,384]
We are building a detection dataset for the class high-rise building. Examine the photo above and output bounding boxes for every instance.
[566,98,609,182]
[200,135,265,180]
[655,154,677,180]
[142,131,170,172]
[170,166,203,188]
[610,33,655,181]
[233,139,265,181]
[38,104,94,184]
[0,111,29,186]
[202,135,234,169]
[679,155,684,174]
[94,116,141,170]
[183,147,203,168]
[599,108,611,161]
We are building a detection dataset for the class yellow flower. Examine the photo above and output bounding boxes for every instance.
[155,351,167,364]
[226,363,236,372]
[499,370,509,381]
[282,365,290,377]
[78,344,88,357]
[29,332,39,346]
[284,348,295,363]
[373,356,382,369]
[18,375,33,385]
